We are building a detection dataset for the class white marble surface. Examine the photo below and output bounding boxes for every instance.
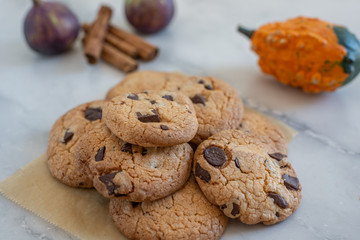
[1,0,360,239]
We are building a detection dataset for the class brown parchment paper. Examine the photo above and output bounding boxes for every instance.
[0,107,296,240]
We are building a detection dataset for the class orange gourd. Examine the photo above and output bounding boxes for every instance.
[238,17,360,93]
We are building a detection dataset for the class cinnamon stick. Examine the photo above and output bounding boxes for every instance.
[82,23,138,58]
[101,44,138,73]
[82,36,138,73]
[109,25,158,61]
[84,5,112,64]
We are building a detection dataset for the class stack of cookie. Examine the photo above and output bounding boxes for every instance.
[47,71,301,240]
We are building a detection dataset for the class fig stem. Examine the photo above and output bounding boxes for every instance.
[237,25,255,39]
[32,0,42,6]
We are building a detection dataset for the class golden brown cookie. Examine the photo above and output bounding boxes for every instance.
[47,100,106,188]
[106,71,244,144]
[193,129,301,225]
[103,90,198,147]
[75,123,193,202]
[109,176,228,240]
[239,109,288,153]
[106,71,185,100]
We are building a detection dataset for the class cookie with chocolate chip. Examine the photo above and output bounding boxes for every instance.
[75,123,193,202]
[193,129,301,225]
[238,109,288,153]
[105,70,244,144]
[47,100,106,188]
[109,176,228,240]
[103,90,198,147]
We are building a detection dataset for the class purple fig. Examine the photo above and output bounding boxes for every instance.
[125,0,175,34]
[24,0,80,55]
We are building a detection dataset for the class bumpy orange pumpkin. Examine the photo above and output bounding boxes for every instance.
[238,17,360,93]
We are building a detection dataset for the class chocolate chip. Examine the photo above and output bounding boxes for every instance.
[84,107,102,121]
[162,95,174,101]
[282,174,300,191]
[63,130,74,144]
[95,146,106,162]
[234,157,245,173]
[150,100,156,104]
[268,193,288,208]
[231,203,240,216]
[195,163,211,183]
[234,157,240,169]
[190,94,206,106]
[99,171,121,196]
[141,148,147,156]
[160,125,169,130]
[136,109,161,123]
[239,123,243,128]
[120,102,125,105]
[268,152,287,161]
[143,91,148,94]
[205,85,213,90]
[197,79,212,90]
[276,212,280,217]
[122,143,133,154]
[127,93,138,100]
[131,202,141,208]
[221,204,227,210]
[204,146,227,167]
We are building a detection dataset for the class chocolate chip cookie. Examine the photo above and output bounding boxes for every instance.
[106,70,244,144]
[239,109,288,153]
[106,71,186,100]
[75,123,193,202]
[103,90,198,147]
[47,100,105,188]
[193,129,301,225]
[109,176,228,240]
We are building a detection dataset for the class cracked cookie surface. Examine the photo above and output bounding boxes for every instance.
[109,176,228,240]
[103,90,198,147]
[238,109,288,153]
[75,123,193,202]
[105,70,244,144]
[193,129,301,225]
[47,100,105,188]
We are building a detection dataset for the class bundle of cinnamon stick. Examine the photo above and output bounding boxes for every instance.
[83,5,158,73]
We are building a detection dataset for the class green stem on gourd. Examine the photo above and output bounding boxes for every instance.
[238,26,255,39]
